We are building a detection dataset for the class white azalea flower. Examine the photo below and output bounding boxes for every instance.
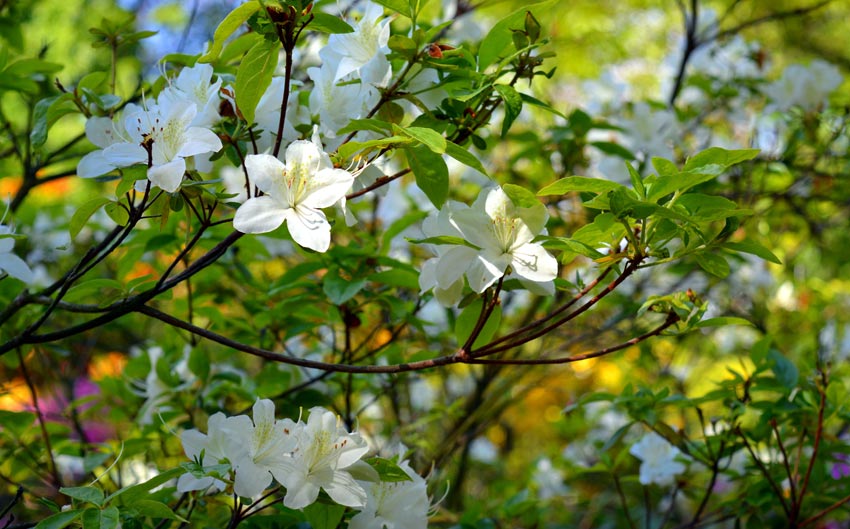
[629,431,687,486]
[229,399,300,499]
[422,187,558,303]
[276,406,369,509]
[349,459,429,529]
[418,202,466,306]
[101,96,222,192]
[308,61,379,138]
[177,412,251,493]
[0,224,33,284]
[77,110,134,178]
[764,60,843,112]
[159,63,222,128]
[233,140,354,252]
[321,1,392,86]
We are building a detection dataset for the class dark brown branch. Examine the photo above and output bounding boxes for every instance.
[467,311,679,365]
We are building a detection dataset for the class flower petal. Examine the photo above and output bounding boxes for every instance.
[233,196,288,234]
[77,150,115,179]
[323,470,368,508]
[149,158,186,193]
[233,459,273,498]
[176,127,222,158]
[285,206,331,252]
[102,143,147,168]
[281,469,320,510]
[245,154,287,199]
[510,243,558,283]
[0,254,33,283]
[302,168,354,209]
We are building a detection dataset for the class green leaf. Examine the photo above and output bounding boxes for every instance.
[104,200,130,226]
[129,500,187,522]
[199,1,260,63]
[682,147,759,173]
[337,118,393,136]
[309,13,354,33]
[59,486,104,507]
[234,39,280,124]
[538,176,625,196]
[303,502,346,529]
[541,237,605,259]
[519,92,567,119]
[371,0,412,17]
[722,240,782,265]
[366,457,413,482]
[81,506,119,529]
[445,142,487,175]
[693,251,730,278]
[323,267,366,305]
[408,235,476,247]
[406,145,448,209]
[494,84,522,137]
[337,135,412,160]
[455,299,502,349]
[478,1,554,69]
[394,125,446,153]
[106,468,184,505]
[0,410,35,436]
[34,510,82,529]
[388,34,417,58]
[627,163,645,199]
[693,317,753,329]
[651,157,678,178]
[70,197,112,239]
[591,141,635,160]
[768,350,799,389]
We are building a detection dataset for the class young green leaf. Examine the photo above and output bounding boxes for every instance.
[199,1,261,63]
[234,39,280,125]
[406,145,448,208]
[494,84,522,137]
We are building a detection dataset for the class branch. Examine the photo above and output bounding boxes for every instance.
[137,304,460,373]
[473,259,640,357]
[466,312,679,365]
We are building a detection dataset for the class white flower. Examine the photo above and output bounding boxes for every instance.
[276,406,369,510]
[101,96,222,192]
[531,457,568,500]
[321,1,391,85]
[618,102,680,160]
[159,63,222,128]
[77,111,133,178]
[177,412,251,493]
[764,60,843,112]
[349,459,429,529]
[629,431,687,486]
[233,140,354,252]
[418,202,466,306]
[0,224,33,284]
[228,399,300,499]
[308,61,379,138]
[421,187,558,303]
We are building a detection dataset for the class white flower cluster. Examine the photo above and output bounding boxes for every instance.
[764,60,844,113]
[419,187,558,306]
[629,431,688,486]
[77,63,223,193]
[177,399,430,528]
